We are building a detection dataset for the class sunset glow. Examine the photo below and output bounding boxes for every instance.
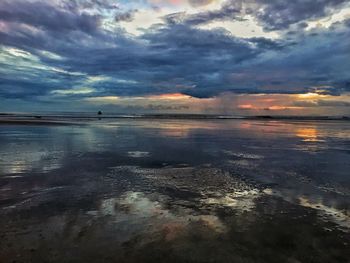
[147,93,192,100]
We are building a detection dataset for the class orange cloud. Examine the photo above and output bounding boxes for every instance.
[265,106,301,111]
[147,93,192,100]
[238,104,255,110]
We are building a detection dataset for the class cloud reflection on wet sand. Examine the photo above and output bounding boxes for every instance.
[0,119,350,262]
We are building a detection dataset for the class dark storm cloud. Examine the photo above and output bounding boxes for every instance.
[115,10,138,23]
[181,0,348,30]
[252,0,349,30]
[0,74,66,99]
[344,18,350,27]
[247,37,286,50]
[74,0,119,10]
[164,1,243,26]
[0,0,349,105]
[0,0,101,34]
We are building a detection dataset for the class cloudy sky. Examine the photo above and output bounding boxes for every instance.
[0,0,350,115]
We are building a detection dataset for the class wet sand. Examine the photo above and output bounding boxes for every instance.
[0,119,349,262]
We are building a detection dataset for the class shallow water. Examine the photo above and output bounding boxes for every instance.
[0,119,349,263]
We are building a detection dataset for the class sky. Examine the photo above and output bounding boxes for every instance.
[0,0,350,115]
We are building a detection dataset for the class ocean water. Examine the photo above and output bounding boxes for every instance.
[0,118,349,262]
